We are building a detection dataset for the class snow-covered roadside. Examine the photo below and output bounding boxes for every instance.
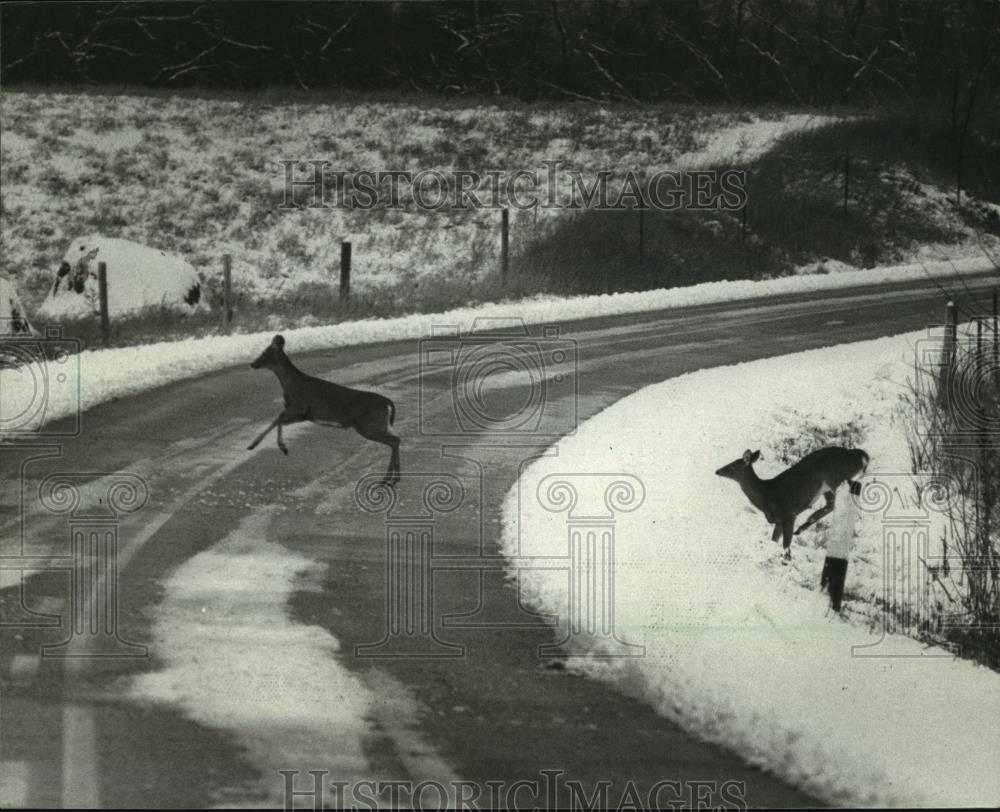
[125,510,376,806]
[501,329,1000,807]
[1,254,993,435]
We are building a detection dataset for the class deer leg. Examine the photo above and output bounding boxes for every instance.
[275,422,288,456]
[248,416,280,450]
[771,523,782,543]
[380,432,402,485]
[248,410,302,454]
[356,424,402,486]
[781,515,794,561]
[795,491,836,535]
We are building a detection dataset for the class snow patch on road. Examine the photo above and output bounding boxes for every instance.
[502,329,1000,807]
[126,510,375,805]
[1,254,993,437]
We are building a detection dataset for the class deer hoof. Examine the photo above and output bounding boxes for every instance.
[279,446,289,456]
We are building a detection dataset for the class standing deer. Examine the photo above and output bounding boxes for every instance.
[715,446,868,560]
[247,335,401,486]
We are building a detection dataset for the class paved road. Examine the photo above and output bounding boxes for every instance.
[0,273,995,808]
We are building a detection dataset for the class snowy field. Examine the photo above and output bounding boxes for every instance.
[1,254,992,437]
[501,327,1000,807]
[1,94,812,306]
[5,91,998,325]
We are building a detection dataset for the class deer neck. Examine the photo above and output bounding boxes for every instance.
[737,468,770,512]
[270,352,302,390]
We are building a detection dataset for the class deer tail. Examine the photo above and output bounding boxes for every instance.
[859,449,870,473]
[387,399,396,426]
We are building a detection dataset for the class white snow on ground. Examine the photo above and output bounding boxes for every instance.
[676,113,837,168]
[125,509,376,805]
[0,254,993,436]
[501,328,1000,807]
[0,275,34,335]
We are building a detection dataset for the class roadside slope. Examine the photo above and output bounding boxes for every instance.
[502,329,1000,807]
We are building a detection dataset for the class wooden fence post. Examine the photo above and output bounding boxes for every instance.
[977,316,991,563]
[222,254,233,332]
[500,208,509,280]
[946,300,958,365]
[993,288,998,387]
[340,242,351,302]
[939,300,958,410]
[97,261,110,347]
[843,151,850,221]
[638,208,645,269]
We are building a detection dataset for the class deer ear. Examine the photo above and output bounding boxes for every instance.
[751,450,761,462]
[272,335,285,348]
[741,449,753,464]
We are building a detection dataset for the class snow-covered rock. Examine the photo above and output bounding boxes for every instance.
[38,235,207,319]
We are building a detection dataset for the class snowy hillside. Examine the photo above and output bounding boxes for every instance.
[3,91,997,334]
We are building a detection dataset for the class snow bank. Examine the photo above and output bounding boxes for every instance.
[126,510,375,804]
[1,254,993,436]
[502,329,1000,807]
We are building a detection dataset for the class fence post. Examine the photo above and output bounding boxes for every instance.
[340,241,351,302]
[939,300,958,410]
[222,254,233,332]
[977,316,991,564]
[993,288,998,387]
[945,300,958,365]
[500,208,509,280]
[843,151,850,221]
[97,261,110,347]
[638,208,645,270]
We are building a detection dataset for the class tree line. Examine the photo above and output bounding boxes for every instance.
[0,1,996,109]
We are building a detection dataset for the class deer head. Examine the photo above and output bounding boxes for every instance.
[250,334,286,370]
[715,449,761,479]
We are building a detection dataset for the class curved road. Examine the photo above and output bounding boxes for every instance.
[1,272,994,808]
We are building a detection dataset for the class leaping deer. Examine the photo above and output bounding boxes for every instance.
[715,446,868,560]
[247,335,401,486]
